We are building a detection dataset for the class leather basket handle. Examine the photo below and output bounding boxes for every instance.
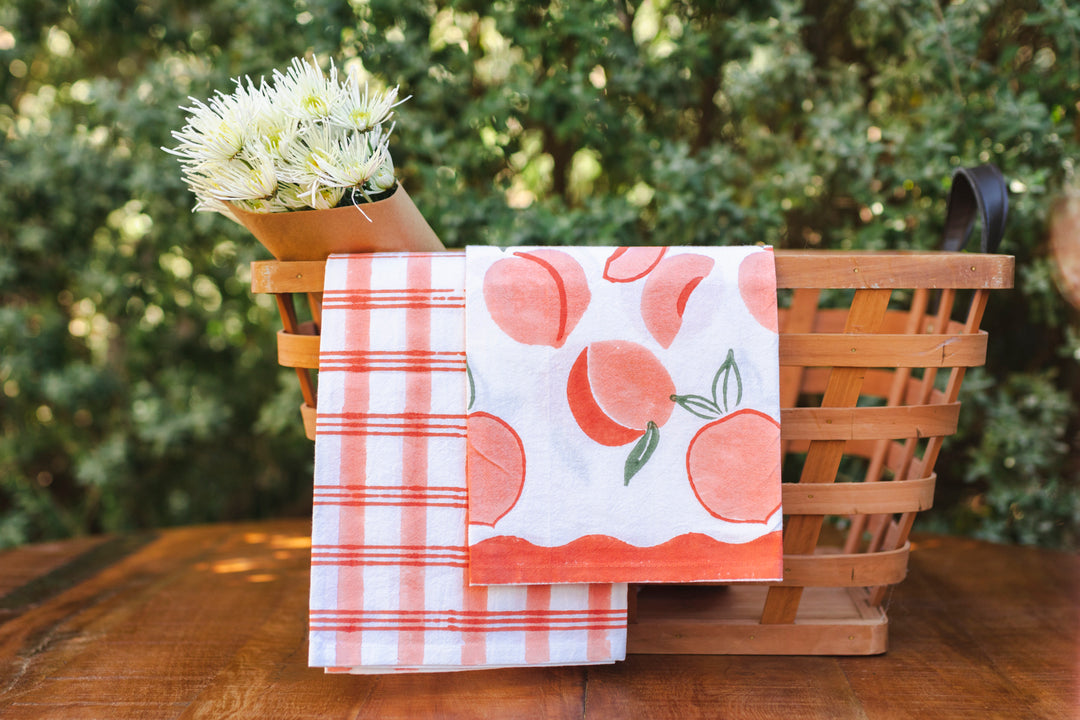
[942,164,1008,253]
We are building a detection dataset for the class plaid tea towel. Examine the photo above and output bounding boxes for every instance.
[308,251,627,673]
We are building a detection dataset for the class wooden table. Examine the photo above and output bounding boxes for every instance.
[1,519,1075,719]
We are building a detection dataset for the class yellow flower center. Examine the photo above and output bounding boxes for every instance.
[350,109,374,130]
[302,94,328,117]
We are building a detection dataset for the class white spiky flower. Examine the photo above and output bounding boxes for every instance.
[329,77,409,133]
[370,154,397,192]
[275,123,364,209]
[166,55,409,216]
[273,183,319,210]
[272,56,340,124]
[312,128,393,193]
[187,153,277,203]
[167,97,242,165]
[305,185,347,210]
[167,77,264,164]
[247,85,299,160]
[276,123,337,186]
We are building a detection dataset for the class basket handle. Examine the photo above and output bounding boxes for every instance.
[942,164,1008,253]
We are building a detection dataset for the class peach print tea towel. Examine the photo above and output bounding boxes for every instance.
[308,251,627,673]
[465,246,783,585]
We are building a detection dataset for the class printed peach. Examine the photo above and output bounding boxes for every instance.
[738,249,778,333]
[566,340,676,447]
[686,409,781,523]
[640,253,716,348]
[483,249,590,348]
[466,411,526,527]
[603,247,667,283]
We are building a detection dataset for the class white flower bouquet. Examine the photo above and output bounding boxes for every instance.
[166,56,443,259]
[167,56,406,217]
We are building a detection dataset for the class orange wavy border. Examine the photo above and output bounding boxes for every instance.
[468,530,783,585]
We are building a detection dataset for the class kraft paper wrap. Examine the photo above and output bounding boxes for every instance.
[229,184,444,260]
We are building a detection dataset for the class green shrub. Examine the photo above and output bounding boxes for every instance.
[2,0,1077,548]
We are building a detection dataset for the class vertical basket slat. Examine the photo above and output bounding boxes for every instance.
[843,287,928,554]
[252,260,326,436]
[761,287,893,625]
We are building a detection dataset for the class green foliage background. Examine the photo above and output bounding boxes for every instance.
[2,0,1078,548]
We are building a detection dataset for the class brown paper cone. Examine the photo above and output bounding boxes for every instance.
[228,184,444,260]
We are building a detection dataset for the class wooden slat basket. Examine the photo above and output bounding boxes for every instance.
[251,249,1013,655]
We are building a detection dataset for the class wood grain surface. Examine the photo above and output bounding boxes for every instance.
[1,519,1075,719]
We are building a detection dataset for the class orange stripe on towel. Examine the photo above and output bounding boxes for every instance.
[398,253,433,666]
[334,254,373,667]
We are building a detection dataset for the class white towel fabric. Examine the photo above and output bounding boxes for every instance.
[308,251,627,673]
[464,246,783,585]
